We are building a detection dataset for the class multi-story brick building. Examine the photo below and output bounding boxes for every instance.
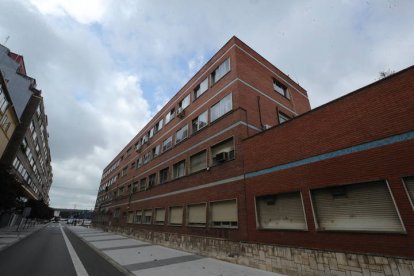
[94,37,414,275]
[0,44,53,209]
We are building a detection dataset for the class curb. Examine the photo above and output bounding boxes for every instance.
[65,226,135,276]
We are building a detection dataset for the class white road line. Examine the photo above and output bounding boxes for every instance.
[59,224,89,276]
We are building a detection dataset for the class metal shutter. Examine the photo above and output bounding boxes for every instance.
[169,206,183,224]
[155,208,165,222]
[404,176,414,205]
[188,204,206,224]
[256,192,306,230]
[211,200,237,222]
[312,181,404,232]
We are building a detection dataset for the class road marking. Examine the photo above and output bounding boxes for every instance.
[59,224,89,276]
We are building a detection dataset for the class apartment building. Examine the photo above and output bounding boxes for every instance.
[0,71,19,157]
[0,44,53,206]
[94,37,414,275]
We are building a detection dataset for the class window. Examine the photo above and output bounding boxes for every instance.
[154,120,163,134]
[190,151,207,173]
[148,173,157,187]
[211,58,230,84]
[173,160,186,179]
[152,145,160,157]
[149,128,154,138]
[139,178,147,191]
[169,206,183,225]
[273,78,290,98]
[154,208,165,224]
[311,181,404,232]
[403,176,414,209]
[127,212,134,223]
[121,166,128,177]
[134,210,142,224]
[114,208,120,218]
[187,203,206,227]
[256,192,306,230]
[126,147,132,155]
[194,78,208,100]
[278,112,290,124]
[0,114,10,132]
[143,209,152,224]
[211,138,235,165]
[135,141,141,151]
[136,157,143,168]
[132,181,138,193]
[178,94,190,110]
[175,124,188,144]
[30,121,35,133]
[159,167,169,184]
[192,111,208,134]
[142,134,149,144]
[143,151,152,164]
[165,108,175,124]
[0,87,8,113]
[162,136,173,152]
[210,93,232,122]
[210,199,238,228]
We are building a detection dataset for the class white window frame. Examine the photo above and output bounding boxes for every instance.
[211,58,230,84]
[210,93,232,122]
[192,111,208,134]
[194,78,208,100]
[172,160,186,179]
[175,124,188,144]
[162,136,173,152]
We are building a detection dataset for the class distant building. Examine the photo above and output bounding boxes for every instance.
[93,37,414,275]
[0,44,53,209]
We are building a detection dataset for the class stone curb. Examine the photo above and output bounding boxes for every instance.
[65,226,135,276]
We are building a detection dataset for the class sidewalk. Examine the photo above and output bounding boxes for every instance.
[68,226,284,276]
[0,223,47,251]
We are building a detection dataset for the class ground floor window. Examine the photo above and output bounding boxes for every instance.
[187,203,206,227]
[311,181,404,232]
[404,176,414,208]
[134,210,142,224]
[143,209,152,224]
[256,192,306,230]
[210,199,238,228]
[154,208,165,224]
[169,206,183,225]
[127,211,134,223]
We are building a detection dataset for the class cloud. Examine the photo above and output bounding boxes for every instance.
[1,0,413,209]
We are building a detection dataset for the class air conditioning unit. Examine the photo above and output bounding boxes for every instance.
[176,107,185,118]
[215,152,229,162]
[263,124,272,130]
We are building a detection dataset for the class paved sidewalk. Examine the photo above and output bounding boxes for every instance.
[0,223,47,251]
[68,226,284,276]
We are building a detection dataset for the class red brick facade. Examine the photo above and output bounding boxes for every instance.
[94,37,414,259]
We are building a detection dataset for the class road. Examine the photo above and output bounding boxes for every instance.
[0,223,126,276]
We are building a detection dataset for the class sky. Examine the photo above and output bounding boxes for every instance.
[0,0,413,210]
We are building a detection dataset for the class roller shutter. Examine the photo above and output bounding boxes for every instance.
[311,181,404,232]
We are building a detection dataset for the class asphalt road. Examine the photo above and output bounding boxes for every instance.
[0,223,126,276]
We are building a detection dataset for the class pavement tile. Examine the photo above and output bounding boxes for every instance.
[69,226,285,276]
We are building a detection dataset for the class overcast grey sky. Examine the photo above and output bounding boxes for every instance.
[0,0,413,209]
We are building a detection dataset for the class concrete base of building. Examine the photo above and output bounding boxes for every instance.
[92,224,414,276]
